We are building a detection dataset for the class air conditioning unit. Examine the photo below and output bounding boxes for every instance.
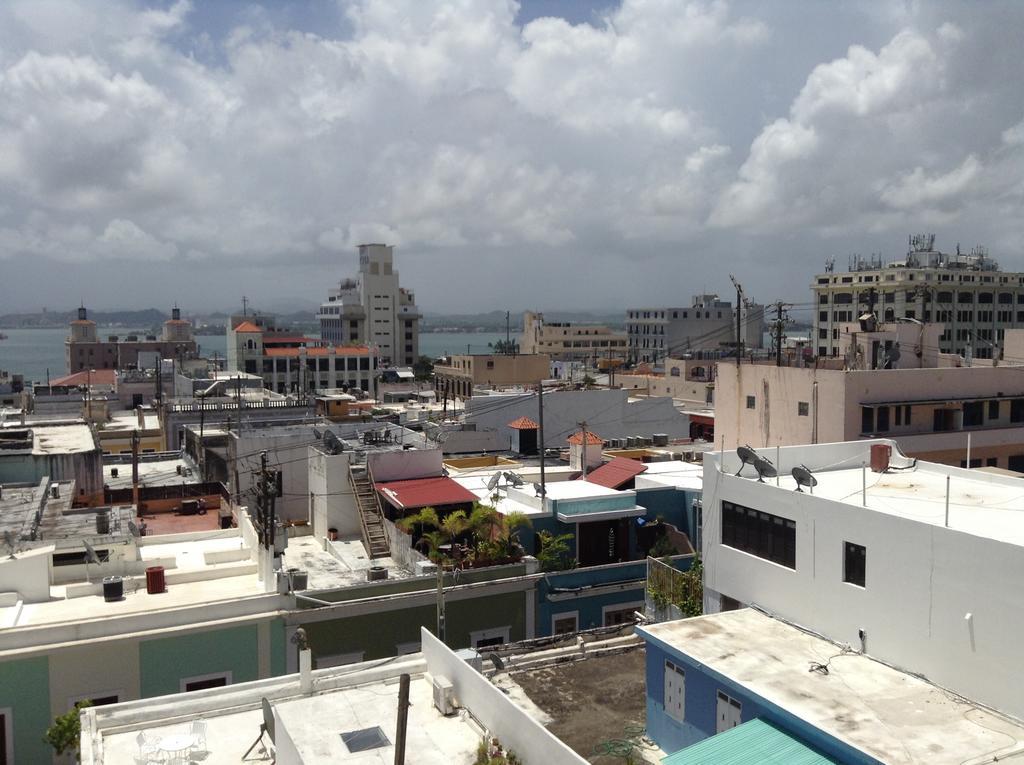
[416,560,438,577]
[432,675,455,716]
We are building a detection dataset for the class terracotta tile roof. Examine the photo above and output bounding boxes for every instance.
[567,430,604,446]
[232,321,262,333]
[50,369,117,387]
[261,335,315,344]
[375,477,478,510]
[263,346,372,357]
[580,456,647,489]
[507,416,539,430]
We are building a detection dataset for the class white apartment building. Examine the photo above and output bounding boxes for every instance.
[519,311,627,362]
[813,235,1024,360]
[317,244,421,367]
[626,295,764,364]
[702,439,1024,721]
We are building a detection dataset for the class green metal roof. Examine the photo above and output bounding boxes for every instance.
[662,719,844,765]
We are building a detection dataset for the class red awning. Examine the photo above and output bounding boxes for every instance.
[580,457,647,489]
[375,477,478,510]
[689,415,714,426]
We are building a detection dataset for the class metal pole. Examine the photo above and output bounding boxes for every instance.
[580,420,588,478]
[537,382,546,498]
[394,673,411,765]
[776,444,780,487]
[861,462,866,506]
[966,432,971,468]
[945,475,951,527]
[436,563,446,642]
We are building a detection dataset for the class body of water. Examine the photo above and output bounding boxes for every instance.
[0,328,512,383]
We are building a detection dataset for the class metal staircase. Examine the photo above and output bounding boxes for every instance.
[350,465,390,559]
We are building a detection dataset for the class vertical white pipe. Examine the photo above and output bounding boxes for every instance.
[776,444,781,487]
[945,475,951,527]
[966,432,972,468]
[861,462,867,506]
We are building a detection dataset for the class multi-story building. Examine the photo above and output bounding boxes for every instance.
[699,439,1024,724]
[317,243,421,367]
[65,306,197,373]
[626,296,765,365]
[715,320,1024,471]
[812,235,1024,359]
[227,318,379,397]
[433,353,550,399]
[519,311,628,363]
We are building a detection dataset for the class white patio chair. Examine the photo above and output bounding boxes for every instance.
[136,731,164,764]
[189,719,208,757]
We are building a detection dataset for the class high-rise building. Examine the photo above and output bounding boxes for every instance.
[626,295,765,364]
[317,244,420,367]
[812,235,1022,360]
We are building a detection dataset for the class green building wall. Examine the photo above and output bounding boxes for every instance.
[0,656,51,764]
[139,624,260,697]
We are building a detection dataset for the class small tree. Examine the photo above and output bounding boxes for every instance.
[45,700,92,760]
[412,355,435,380]
[536,530,576,572]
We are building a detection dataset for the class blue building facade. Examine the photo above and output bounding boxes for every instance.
[638,629,880,764]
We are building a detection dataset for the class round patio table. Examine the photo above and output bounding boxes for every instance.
[158,733,197,764]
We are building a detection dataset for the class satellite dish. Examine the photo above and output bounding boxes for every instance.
[322,429,344,455]
[486,473,501,492]
[487,652,505,671]
[504,471,524,487]
[792,464,817,493]
[882,343,901,369]
[735,445,759,477]
[127,521,140,538]
[83,539,101,565]
[312,428,323,440]
[533,482,544,497]
[752,454,778,483]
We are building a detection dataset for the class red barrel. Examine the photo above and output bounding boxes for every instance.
[870,443,891,473]
[145,566,166,594]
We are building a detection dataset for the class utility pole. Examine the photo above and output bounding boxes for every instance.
[242,295,249,316]
[579,420,589,478]
[537,382,546,498]
[131,429,141,514]
[257,450,277,553]
[771,301,793,367]
[394,673,411,765]
[729,275,744,367]
[505,310,511,354]
[198,393,206,483]
[436,563,446,642]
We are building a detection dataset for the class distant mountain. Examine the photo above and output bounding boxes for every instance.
[0,308,169,329]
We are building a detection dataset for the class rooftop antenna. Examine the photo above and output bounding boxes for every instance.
[503,471,525,487]
[792,464,817,493]
[735,445,759,477]
[83,539,102,583]
[127,521,140,538]
[486,473,501,493]
[312,427,323,440]
[322,429,344,455]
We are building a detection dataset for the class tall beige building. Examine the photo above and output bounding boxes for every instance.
[813,235,1024,360]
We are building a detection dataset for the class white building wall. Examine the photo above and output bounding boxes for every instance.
[308,448,357,538]
[702,440,1024,720]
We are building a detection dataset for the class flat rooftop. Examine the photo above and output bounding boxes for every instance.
[103,457,200,489]
[281,535,411,590]
[640,609,1024,764]
[87,659,483,765]
[0,422,98,454]
[735,449,1024,546]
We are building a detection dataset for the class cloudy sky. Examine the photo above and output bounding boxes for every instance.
[2,0,1024,317]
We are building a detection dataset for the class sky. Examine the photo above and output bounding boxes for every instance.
[2,0,1024,317]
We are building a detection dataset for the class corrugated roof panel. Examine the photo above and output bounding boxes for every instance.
[662,719,843,765]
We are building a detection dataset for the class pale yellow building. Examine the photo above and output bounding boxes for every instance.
[433,353,551,399]
[519,311,627,363]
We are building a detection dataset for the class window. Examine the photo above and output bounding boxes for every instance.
[746,396,755,409]
[603,603,643,626]
[315,652,365,669]
[664,661,685,722]
[797,402,809,416]
[875,406,889,432]
[989,401,1000,420]
[716,691,742,733]
[843,542,866,587]
[69,692,121,708]
[0,708,11,765]
[53,549,110,566]
[721,501,796,569]
[180,672,231,692]
[552,612,579,636]
[861,406,874,434]
[963,401,984,427]
[1013,400,1024,424]
[471,627,511,648]
[395,641,421,656]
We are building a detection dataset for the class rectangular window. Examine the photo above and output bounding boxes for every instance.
[746,396,755,409]
[797,402,809,416]
[875,406,889,432]
[470,627,511,648]
[53,549,110,566]
[603,603,643,626]
[989,400,1000,420]
[721,501,796,569]
[861,406,874,434]
[843,542,866,587]
[664,661,685,722]
[552,612,579,636]
[963,401,984,427]
[180,672,232,692]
